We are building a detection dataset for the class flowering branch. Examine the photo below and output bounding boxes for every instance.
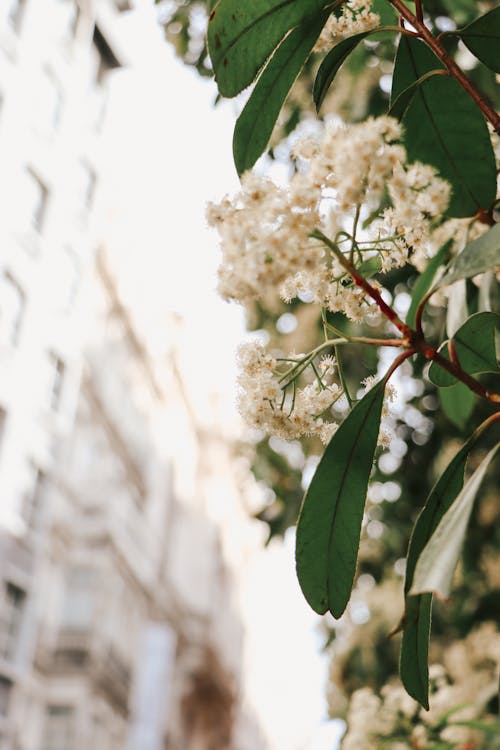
[312,230,413,339]
[386,0,500,133]
[313,230,500,406]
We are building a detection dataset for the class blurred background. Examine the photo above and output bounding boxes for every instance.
[0,1,343,748]
[1,1,499,749]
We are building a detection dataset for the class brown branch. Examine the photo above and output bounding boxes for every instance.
[420,347,500,404]
[313,231,500,405]
[387,0,500,133]
[312,231,413,339]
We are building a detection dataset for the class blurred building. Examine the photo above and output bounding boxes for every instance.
[0,2,267,749]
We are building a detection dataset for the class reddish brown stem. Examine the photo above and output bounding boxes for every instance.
[422,348,500,404]
[387,0,500,133]
[415,0,423,22]
[313,231,412,338]
[383,348,416,381]
[313,231,500,406]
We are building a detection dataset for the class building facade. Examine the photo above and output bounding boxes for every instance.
[0,2,267,748]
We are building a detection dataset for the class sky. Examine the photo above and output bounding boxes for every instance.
[101,3,346,748]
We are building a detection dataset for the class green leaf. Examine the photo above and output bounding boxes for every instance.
[296,382,385,618]
[233,15,327,174]
[437,223,500,289]
[371,0,398,26]
[428,343,456,387]
[410,442,500,598]
[391,36,497,217]
[388,69,448,120]
[406,242,451,328]
[400,594,433,709]
[438,381,475,429]
[207,0,327,97]
[429,312,499,387]
[313,30,373,111]
[400,433,471,708]
[458,7,500,74]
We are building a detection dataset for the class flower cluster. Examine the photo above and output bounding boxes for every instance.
[208,117,450,319]
[206,171,322,305]
[207,116,452,443]
[236,341,341,443]
[315,1,380,52]
[338,621,500,749]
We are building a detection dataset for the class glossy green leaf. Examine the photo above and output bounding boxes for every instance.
[233,15,327,174]
[391,36,497,217]
[371,0,398,25]
[429,312,499,387]
[400,594,433,709]
[458,7,500,73]
[388,69,447,120]
[406,242,451,328]
[400,434,471,708]
[428,344,455,388]
[438,381,475,429]
[296,382,385,618]
[437,223,500,289]
[410,443,500,599]
[207,0,327,97]
[313,30,373,111]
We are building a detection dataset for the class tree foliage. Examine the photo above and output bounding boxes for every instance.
[159,0,500,745]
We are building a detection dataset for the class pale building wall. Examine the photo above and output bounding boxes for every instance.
[0,2,269,749]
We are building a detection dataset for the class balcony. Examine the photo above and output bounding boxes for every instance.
[40,628,131,713]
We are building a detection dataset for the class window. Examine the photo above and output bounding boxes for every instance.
[0,677,11,717]
[61,568,95,630]
[0,409,6,454]
[0,272,25,346]
[42,706,75,750]
[22,463,46,532]
[76,161,96,212]
[46,352,65,410]
[19,168,49,233]
[2,0,26,33]
[0,582,26,662]
[34,70,63,135]
[92,26,120,84]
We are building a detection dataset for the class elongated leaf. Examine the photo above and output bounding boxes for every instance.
[233,15,327,174]
[400,434,472,708]
[208,0,327,97]
[439,381,475,429]
[296,382,385,618]
[400,594,433,709]
[410,443,500,598]
[458,7,500,73]
[437,223,500,288]
[391,36,496,217]
[388,69,448,120]
[429,312,499,387]
[406,242,451,328]
[313,30,373,111]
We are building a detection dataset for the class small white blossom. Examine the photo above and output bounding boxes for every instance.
[315,1,380,52]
